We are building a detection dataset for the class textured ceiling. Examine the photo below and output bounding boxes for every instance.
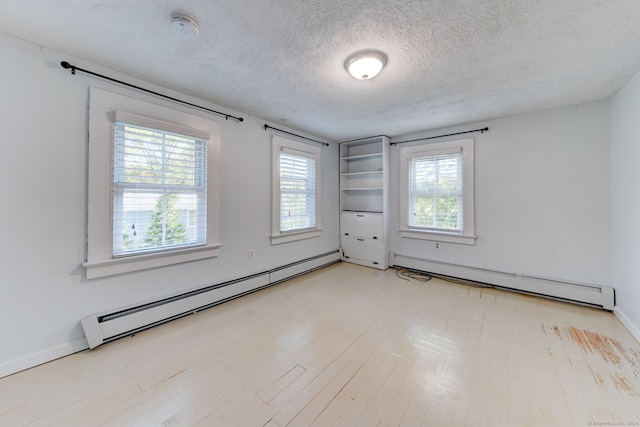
[2,0,640,141]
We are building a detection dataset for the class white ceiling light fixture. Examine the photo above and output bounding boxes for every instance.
[344,50,388,80]
[171,13,199,39]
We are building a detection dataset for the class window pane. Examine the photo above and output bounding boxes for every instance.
[409,153,462,231]
[412,196,435,227]
[113,122,207,256]
[113,190,205,255]
[280,152,316,232]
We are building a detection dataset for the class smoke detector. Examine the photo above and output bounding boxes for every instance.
[171,13,199,39]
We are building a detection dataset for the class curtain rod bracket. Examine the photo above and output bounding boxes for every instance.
[61,61,76,75]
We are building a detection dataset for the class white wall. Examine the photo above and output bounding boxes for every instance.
[0,33,339,376]
[390,101,611,287]
[3,29,634,377]
[610,69,640,342]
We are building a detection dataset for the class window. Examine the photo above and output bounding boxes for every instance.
[85,88,222,278]
[408,152,462,231]
[112,117,207,256]
[400,138,475,245]
[279,150,317,231]
[271,135,322,244]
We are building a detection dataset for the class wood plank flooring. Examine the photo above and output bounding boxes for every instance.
[1,262,639,426]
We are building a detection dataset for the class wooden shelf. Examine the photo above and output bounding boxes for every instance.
[341,171,383,176]
[341,187,384,191]
[341,209,383,213]
[340,153,382,161]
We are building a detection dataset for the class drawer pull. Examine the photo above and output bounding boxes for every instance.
[344,233,349,236]
[357,238,365,242]
[372,236,378,239]
[357,214,365,217]
[373,262,379,265]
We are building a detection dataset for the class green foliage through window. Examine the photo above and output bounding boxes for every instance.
[144,193,188,247]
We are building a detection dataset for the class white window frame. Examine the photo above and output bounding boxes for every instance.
[399,138,476,245]
[271,135,322,244]
[111,112,209,257]
[84,87,222,278]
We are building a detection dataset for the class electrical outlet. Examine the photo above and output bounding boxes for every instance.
[248,249,255,260]
[435,242,440,249]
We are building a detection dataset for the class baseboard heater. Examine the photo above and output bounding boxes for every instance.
[81,250,341,349]
[389,253,615,310]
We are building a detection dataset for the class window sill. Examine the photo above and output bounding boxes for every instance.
[399,229,476,245]
[271,229,322,245]
[83,243,223,279]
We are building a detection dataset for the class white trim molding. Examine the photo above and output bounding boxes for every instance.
[270,135,322,244]
[0,337,88,379]
[83,244,222,279]
[614,308,640,345]
[85,87,223,278]
[399,138,475,245]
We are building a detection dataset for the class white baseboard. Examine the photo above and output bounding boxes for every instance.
[1,250,340,379]
[84,250,341,349]
[614,307,640,345]
[389,253,614,310]
[0,337,89,379]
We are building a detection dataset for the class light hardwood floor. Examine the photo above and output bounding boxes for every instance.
[1,263,639,426]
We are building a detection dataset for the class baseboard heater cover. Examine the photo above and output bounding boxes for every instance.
[389,253,614,310]
[81,250,341,349]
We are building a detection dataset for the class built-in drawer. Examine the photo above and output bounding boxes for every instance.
[341,212,383,239]
[341,235,385,266]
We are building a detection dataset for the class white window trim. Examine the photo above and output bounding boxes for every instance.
[399,138,476,245]
[271,135,322,244]
[84,87,222,278]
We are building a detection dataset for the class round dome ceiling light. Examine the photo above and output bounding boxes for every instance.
[171,13,199,39]
[344,50,387,80]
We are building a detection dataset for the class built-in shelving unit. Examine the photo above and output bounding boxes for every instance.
[339,136,390,269]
